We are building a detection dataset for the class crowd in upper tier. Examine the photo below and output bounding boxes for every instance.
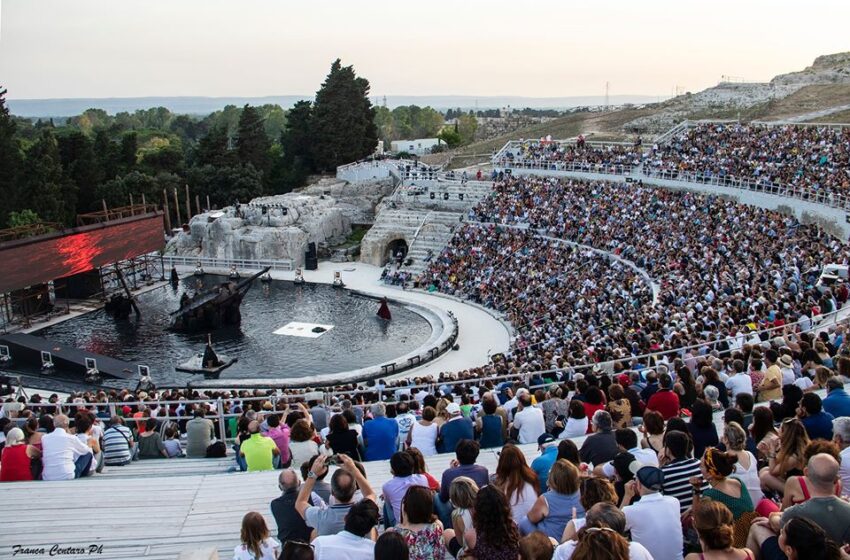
[424,176,849,372]
[496,124,850,203]
[644,123,850,201]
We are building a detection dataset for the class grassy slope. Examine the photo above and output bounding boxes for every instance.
[446,84,850,168]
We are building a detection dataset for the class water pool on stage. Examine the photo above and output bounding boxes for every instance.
[32,275,432,388]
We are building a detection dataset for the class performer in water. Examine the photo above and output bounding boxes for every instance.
[377,297,392,321]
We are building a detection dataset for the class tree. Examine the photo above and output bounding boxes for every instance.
[119,132,138,173]
[95,171,178,209]
[0,87,24,227]
[57,131,102,213]
[7,209,42,228]
[194,124,234,168]
[236,104,271,173]
[93,129,119,182]
[268,100,313,194]
[21,129,72,224]
[187,164,264,208]
[437,127,462,148]
[310,59,378,171]
[457,114,478,145]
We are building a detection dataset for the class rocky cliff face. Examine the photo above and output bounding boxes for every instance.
[165,176,396,266]
[165,198,347,267]
[626,52,850,133]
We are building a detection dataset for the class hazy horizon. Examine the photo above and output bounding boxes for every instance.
[2,0,849,101]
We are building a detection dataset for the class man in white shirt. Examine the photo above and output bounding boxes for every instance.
[622,463,684,560]
[833,417,850,498]
[312,499,379,560]
[511,393,545,444]
[394,401,416,451]
[41,414,94,480]
[724,359,753,400]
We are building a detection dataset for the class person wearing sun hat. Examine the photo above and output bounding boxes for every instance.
[622,461,684,560]
[779,353,796,386]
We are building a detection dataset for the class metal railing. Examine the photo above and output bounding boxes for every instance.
[494,158,638,176]
[162,255,294,272]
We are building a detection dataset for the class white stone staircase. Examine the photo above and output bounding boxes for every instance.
[403,211,464,274]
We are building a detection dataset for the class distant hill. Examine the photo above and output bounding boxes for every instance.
[6,94,662,118]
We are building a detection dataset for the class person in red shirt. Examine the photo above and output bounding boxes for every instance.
[645,373,680,421]
[0,428,40,482]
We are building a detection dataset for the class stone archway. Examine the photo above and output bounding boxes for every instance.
[384,238,409,266]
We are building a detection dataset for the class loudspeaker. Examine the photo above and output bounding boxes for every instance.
[443,192,449,200]
[458,193,465,201]
[306,242,317,258]
[429,192,435,200]
[305,256,318,271]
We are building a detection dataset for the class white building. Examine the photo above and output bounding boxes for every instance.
[390,138,442,155]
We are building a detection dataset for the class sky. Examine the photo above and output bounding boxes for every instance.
[1,0,849,100]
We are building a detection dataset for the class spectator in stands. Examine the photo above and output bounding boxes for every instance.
[661,430,708,513]
[781,441,843,508]
[595,428,659,479]
[463,485,521,560]
[102,415,135,466]
[438,439,489,503]
[735,393,755,431]
[726,359,754,401]
[312,499,380,560]
[298,455,331,504]
[689,399,720,459]
[606,383,632,429]
[297,454,375,537]
[646,373,680,420]
[163,426,183,458]
[476,397,507,449]
[639,410,665,455]
[748,454,850,557]
[374,531,409,560]
[512,393,546,444]
[446,477,478,557]
[271,469,312,544]
[239,420,279,471]
[363,403,398,461]
[289,419,319,473]
[262,412,291,468]
[561,476,618,541]
[759,350,784,403]
[823,378,850,419]
[555,502,653,560]
[394,401,416,452]
[324,412,362,462]
[138,417,168,459]
[695,448,755,527]
[439,402,474,454]
[0,427,39,482]
[531,433,561,493]
[559,400,589,440]
[393,484,452,560]
[382,451,429,525]
[41,414,93,480]
[520,459,584,540]
[685,499,754,560]
[752,407,780,463]
[492,444,541,523]
[73,412,101,474]
[723,421,764,505]
[185,407,215,458]
[622,462,684,560]
[408,406,439,456]
[760,419,810,494]
[833,417,850,497]
[406,447,440,492]
[234,511,280,560]
[310,400,329,433]
[580,411,618,466]
[797,393,835,441]
[518,531,555,560]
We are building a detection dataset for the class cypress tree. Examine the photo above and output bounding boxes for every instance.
[0,87,24,227]
[236,104,271,174]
